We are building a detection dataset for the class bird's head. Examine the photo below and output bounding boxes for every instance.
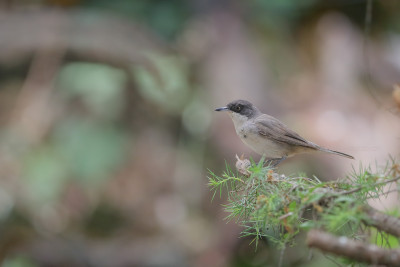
[215,100,259,119]
[215,100,261,128]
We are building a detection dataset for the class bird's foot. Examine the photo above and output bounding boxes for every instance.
[266,156,287,167]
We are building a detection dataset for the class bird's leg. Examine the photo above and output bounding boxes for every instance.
[269,156,287,167]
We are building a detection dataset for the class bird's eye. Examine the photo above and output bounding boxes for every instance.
[236,106,242,111]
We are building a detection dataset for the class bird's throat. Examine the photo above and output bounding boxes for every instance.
[229,112,249,131]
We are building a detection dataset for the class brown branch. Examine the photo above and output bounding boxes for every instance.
[307,229,400,266]
[363,205,400,238]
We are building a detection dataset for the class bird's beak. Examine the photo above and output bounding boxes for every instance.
[215,106,229,112]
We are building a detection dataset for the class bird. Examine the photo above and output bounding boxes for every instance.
[215,100,354,166]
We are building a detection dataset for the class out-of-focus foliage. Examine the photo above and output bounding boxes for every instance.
[132,54,190,113]
[83,0,191,40]
[2,255,38,267]
[0,0,399,266]
[57,62,128,118]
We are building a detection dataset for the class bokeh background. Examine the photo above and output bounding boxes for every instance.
[0,1,400,266]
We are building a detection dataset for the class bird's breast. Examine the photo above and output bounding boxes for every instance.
[236,124,289,159]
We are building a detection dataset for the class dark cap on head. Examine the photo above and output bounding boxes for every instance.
[215,100,260,119]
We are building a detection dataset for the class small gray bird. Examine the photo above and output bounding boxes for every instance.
[215,100,353,165]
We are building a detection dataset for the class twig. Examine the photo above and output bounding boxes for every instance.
[307,229,400,266]
[278,212,293,221]
[337,176,400,196]
[278,245,286,267]
[362,205,400,238]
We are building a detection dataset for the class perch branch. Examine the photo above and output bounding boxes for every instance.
[362,205,400,238]
[307,229,400,266]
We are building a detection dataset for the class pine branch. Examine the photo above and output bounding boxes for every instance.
[362,205,400,238]
[307,229,400,266]
[208,156,400,265]
[337,175,400,196]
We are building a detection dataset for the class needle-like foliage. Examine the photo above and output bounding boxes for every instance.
[208,157,400,249]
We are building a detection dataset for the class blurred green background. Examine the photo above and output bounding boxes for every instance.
[0,0,400,266]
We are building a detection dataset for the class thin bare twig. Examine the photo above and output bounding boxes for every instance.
[337,176,400,196]
[278,245,286,267]
[278,212,293,221]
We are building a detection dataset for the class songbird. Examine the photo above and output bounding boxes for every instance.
[215,100,353,165]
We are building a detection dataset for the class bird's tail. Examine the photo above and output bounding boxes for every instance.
[317,146,354,159]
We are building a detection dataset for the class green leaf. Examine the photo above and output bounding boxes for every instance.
[299,221,315,230]
[57,62,127,119]
[52,118,128,184]
[288,201,297,212]
[131,54,190,113]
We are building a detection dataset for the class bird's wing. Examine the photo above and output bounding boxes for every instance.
[254,114,315,148]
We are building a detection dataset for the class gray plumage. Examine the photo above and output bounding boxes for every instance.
[215,100,354,163]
